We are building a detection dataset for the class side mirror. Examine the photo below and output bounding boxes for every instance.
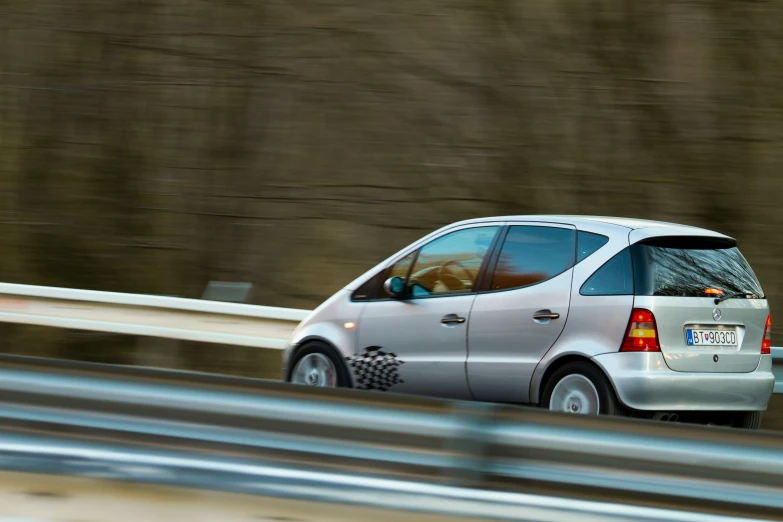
[383,276,406,299]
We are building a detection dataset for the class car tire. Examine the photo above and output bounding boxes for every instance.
[735,411,763,430]
[287,341,351,388]
[542,362,623,416]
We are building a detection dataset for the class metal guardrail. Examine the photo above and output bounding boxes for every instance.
[772,347,783,393]
[0,434,768,522]
[0,282,781,393]
[0,354,779,521]
[0,282,308,350]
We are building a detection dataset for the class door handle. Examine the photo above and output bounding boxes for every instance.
[441,313,466,325]
[533,309,560,320]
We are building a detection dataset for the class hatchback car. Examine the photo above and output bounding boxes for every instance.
[282,216,774,429]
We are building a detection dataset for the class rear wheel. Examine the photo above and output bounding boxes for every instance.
[288,342,349,388]
[542,362,623,416]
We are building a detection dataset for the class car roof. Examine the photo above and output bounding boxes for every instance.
[341,215,736,292]
[450,215,733,240]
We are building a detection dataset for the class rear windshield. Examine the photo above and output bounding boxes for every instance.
[631,238,764,298]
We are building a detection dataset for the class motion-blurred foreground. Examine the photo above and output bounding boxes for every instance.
[1,2,782,382]
[0,354,778,522]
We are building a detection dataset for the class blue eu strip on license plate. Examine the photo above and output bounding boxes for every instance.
[687,329,694,346]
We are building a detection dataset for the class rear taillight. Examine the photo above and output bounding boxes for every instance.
[761,314,772,355]
[621,309,661,352]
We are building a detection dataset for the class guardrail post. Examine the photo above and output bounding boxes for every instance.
[772,347,783,394]
[132,282,254,369]
[201,282,253,303]
[441,401,495,489]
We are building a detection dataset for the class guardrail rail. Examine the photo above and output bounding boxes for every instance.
[0,354,779,521]
[0,282,308,350]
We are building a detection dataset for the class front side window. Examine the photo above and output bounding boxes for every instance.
[408,226,499,297]
[382,252,416,298]
[351,251,416,301]
[490,226,576,291]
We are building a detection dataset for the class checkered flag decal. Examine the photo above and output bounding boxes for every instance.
[347,346,405,391]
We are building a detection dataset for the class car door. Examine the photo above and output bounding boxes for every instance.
[355,224,502,400]
[467,223,577,404]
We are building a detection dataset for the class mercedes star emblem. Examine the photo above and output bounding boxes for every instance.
[712,308,722,321]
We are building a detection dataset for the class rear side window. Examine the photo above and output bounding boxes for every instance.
[631,238,764,298]
[581,248,634,296]
[490,226,576,291]
[577,231,609,262]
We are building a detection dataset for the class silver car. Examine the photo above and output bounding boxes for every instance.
[283,216,774,429]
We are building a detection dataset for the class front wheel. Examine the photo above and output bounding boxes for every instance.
[288,342,349,388]
[542,362,623,416]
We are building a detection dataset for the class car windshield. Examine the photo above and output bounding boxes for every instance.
[631,238,764,298]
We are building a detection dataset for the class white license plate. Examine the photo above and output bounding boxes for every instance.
[686,329,737,346]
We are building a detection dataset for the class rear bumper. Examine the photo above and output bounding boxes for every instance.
[592,352,775,411]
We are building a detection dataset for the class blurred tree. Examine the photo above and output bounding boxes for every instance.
[0,0,782,374]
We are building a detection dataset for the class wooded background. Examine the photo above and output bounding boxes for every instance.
[1,0,782,393]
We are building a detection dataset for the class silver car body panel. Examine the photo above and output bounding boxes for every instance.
[288,215,773,413]
[467,221,577,404]
[527,220,634,404]
[357,294,476,400]
[285,288,364,384]
[353,221,504,400]
[634,296,767,373]
[467,267,574,404]
[593,352,775,411]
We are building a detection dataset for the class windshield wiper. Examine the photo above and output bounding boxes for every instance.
[714,292,761,305]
